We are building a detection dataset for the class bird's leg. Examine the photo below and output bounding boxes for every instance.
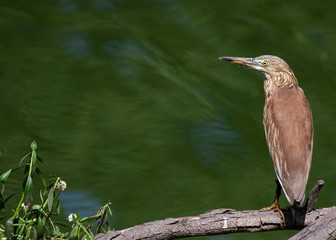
[291,205,296,222]
[261,179,284,220]
[290,201,302,223]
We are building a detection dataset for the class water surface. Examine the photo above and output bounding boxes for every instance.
[1,1,336,239]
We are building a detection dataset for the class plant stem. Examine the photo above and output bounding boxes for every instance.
[13,193,24,219]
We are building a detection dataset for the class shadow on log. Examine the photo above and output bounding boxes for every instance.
[96,180,332,240]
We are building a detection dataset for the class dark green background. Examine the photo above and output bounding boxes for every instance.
[1,1,335,239]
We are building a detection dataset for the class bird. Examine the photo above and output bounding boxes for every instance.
[218,55,313,219]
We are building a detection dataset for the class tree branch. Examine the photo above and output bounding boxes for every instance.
[305,180,325,212]
[96,180,332,240]
[290,207,336,240]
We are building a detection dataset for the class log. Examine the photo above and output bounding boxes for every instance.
[290,208,336,240]
[96,180,332,240]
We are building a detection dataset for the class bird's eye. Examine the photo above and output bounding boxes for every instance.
[261,61,268,67]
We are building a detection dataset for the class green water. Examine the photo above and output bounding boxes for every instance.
[1,1,336,239]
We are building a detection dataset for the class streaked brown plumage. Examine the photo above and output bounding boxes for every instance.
[218,55,313,213]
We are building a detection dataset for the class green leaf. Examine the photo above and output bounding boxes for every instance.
[79,216,92,223]
[32,205,41,211]
[47,188,54,212]
[37,155,47,166]
[36,168,46,187]
[69,225,78,238]
[37,216,45,236]
[20,153,31,166]
[0,169,12,182]
[18,217,25,224]
[1,182,4,195]
[54,226,60,234]
[90,231,95,239]
[32,227,37,240]
[55,198,61,215]
[26,219,35,228]
[108,205,113,216]
[31,165,37,176]
[39,189,44,203]
[31,140,37,150]
[42,188,49,199]
[86,231,95,240]
[24,176,33,199]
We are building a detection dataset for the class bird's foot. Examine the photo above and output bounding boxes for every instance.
[290,203,302,222]
[260,179,284,220]
[261,202,284,220]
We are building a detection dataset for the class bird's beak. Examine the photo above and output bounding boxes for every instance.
[218,57,255,69]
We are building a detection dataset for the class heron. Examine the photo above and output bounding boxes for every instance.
[219,55,313,219]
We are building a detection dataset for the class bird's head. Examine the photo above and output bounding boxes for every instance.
[219,55,297,88]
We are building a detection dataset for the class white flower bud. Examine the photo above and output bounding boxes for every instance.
[57,180,67,191]
[21,202,30,211]
[68,213,77,222]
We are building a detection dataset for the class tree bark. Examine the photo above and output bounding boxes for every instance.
[95,207,335,240]
[289,208,336,240]
[96,180,331,240]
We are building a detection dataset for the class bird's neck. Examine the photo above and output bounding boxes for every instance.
[263,71,298,96]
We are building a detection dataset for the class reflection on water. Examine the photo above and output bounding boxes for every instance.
[189,116,248,171]
[1,1,336,239]
[60,191,101,218]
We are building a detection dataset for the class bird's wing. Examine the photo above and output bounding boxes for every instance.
[263,87,313,205]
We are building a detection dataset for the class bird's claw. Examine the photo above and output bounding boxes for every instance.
[261,202,285,220]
